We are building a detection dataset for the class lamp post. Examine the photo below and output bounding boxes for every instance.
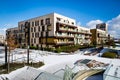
[5,41,8,69]
[27,45,29,64]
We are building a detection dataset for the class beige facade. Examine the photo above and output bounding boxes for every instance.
[0,34,4,44]
[7,13,91,48]
[90,29,108,45]
[6,27,19,44]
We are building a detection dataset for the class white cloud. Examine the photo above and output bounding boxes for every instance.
[107,14,120,38]
[86,15,120,38]
[86,20,103,29]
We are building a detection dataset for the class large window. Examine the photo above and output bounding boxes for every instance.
[32,22,34,27]
[42,26,45,31]
[31,28,33,32]
[38,26,40,31]
[46,18,50,25]
[39,37,41,43]
[31,39,33,43]
[32,33,34,37]
[34,38,36,43]
[35,33,39,37]
[35,20,39,26]
[41,19,44,25]
[34,27,36,32]
[56,17,61,21]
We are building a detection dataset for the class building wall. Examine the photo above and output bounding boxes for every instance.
[0,35,4,44]
[6,27,19,44]
[6,13,92,48]
[90,29,108,45]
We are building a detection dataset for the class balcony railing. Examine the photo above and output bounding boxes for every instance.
[55,41,74,44]
[56,21,77,28]
[56,34,74,38]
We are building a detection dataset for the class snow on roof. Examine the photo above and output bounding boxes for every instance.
[104,64,120,80]
[6,66,63,80]
[7,66,42,80]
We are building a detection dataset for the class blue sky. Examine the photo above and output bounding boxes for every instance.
[0,0,120,38]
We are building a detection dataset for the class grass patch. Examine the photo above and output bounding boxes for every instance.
[0,62,44,74]
[54,45,94,53]
[102,52,117,58]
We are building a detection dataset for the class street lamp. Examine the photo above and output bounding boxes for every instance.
[27,45,29,64]
[5,41,7,69]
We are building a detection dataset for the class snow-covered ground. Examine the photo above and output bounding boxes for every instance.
[0,46,120,80]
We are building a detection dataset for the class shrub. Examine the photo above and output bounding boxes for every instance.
[30,46,38,50]
[44,47,55,52]
[55,48,62,53]
[102,52,117,58]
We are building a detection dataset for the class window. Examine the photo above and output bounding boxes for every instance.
[39,37,41,43]
[41,32,43,37]
[35,21,37,26]
[35,33,37,37]
[42,26,45,31]
[46,18,50,25]
[46,32,48,37]
[41,19,44,25]
[38,33,39,37]
[38,26,40,31]
[31,28,33,32]
[32,33,34,37]
[34,38,36,43]
[98,33,100,37]
[57,17,61,21]
[31,39,33,43]
[35,33,39,37]
[34,27,36,32]
[35,20,39,26]
[32,22,34,27]
[72,22,74,25]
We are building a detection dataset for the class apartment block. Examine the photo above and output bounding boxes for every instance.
[6,13,91,48]
[76,26,91,45]
[0,34,4,45]
[6,27,19,44]
[96,23,108,32]
[90,28,108,45]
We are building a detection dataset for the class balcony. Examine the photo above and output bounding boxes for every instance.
[85,36,90,39]
[55,41,74,45]
[56,33,74,38]
[56,22,77,29]
[58,27,77,34]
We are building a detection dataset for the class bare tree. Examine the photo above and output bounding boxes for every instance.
[6,34,18,73]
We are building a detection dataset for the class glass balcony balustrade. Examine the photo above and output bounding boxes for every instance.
[56,33,74,38]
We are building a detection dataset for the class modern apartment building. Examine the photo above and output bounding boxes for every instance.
[6,27,19,44]
[90,28,108,45]
[0,34,4,45]
[96,23,108,32]
[6,13,91,48]
[76,26,91,45]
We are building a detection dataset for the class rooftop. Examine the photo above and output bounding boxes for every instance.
[104,64,120,80]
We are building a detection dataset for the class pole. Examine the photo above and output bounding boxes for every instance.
[5,42,8,69]
[27,45,29,64]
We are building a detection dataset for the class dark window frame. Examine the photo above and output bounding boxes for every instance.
[46,18,50,25]
[41,19,44,25]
